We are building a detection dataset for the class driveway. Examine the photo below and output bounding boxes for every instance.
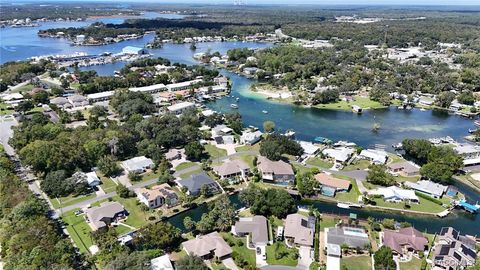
[0,116,18,156]
[298,246,313,269]
[256,245,268,267]
[326,255,340,270]
[222,257,239,270]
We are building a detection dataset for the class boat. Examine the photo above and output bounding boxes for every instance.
[469,128,478,134]
[314,136,333,144]
[236,97,240,102]
[337,203,350,209]
[230,104,238,109]
[392,143,403,150]
[262,110,268,114]
[475,120,480,127]
[420,108,426,111]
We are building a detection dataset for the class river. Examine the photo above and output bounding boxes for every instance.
[1,13,479,235]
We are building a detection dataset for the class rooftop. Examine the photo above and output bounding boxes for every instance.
[326,226,370,249]
[284,213,315,246]
[213,159,249,177]
[383,227,428,254]
[315,173,351,190]
[234,216,269,245]
[182,231,232,258]
[257,156,294,176]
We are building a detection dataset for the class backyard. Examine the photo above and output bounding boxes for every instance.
[341,255,372,270]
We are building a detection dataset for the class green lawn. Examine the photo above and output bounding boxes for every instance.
[0,103,14,115]
[235,144,260,153]
[175,162,198,171]
[306,157,333,169]
[342,160,371,171]
[62,209,94,254]
[232,154,256,168]
[112,196,149,228]
[332,175,361,203]
[294,164,318,175]
[320,216,338,230]
[266,242,298,267]
[400,258,423,270]
[11,83,34,93]
[220,232,256,267]
[341,255,372,270]
[314,96,387,111]
[372,197,445,213]
[50,193,97,209]
[205,144,227,159]
[99,175,117,193]
[179,168,204,179]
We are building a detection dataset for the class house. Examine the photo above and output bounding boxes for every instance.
[166,79,202,92]
[87,91,114,103]
[150,254,174,270]
[432,227,477,270]
[129,83,166,94]
[165,148,182,161]
[122,46,148,55]
[322,147,355,164]
[136,183,179,209]
[211,125,233,137]
[325,226,370,250]
[121,156,154,174]
[387,161,420,176]
[176,173,221,196]
[243,67,259,75]
[359,149,388,164]
[67,95,89,108]
[213,159,250,179]
[284,213,315,247]
[240,130,262,145]
[232,216,269,247]
[370,186,419,203]
[167,101,195,115]
[298,141,320,156]
[214,76,228,87]
[50,97,72,109]
[85,202,126,231]
[198,85,227,94]
[314,173,351,197]
[182,231,232,260]
[382,227,428,256]
[404,180,448,199]
[326,243,342,270]
[454,144,480,166]
[256,156,295,184]
[85,171,101,187]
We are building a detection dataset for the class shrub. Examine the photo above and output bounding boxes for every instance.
[415,192,443,205]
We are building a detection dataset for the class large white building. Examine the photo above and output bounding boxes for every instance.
[167,101,195,115]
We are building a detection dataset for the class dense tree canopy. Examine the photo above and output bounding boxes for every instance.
[259,134,303,161]
[239,185,296,218]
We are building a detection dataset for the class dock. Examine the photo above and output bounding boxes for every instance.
[436,209,450,218]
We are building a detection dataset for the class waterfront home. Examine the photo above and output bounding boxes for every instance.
[167,101,195,115]
[129,83,167,94]
[232,215,269,247]
[166,79,202,92]
[325,226,370,250]
[404,180,448,199]
[256,156,295,184]
[87,91,114,103]
[212,124,233,137]
[213,159,250,180]
[382,227,428,257]
[370,186,419,203]
[214,76,229,87]
[122,46,148,55]
[387,161,420,176]
[359,149,388,164]
[85,202,126,231]
[135,183,179,209]
[284,213,315,247]
[240,130,263,145]
[121,156,154,174]
[298,141,320,156]
[322,147,355,164]
[182,231,233,260]
[176,173,221,196]
[454,144,480,166]
[432,227,477,270]
[243,67,260,75]
[150,254,174,270]
[314,173,351,197]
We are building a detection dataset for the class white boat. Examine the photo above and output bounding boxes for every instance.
[230,104,238,109]
[262,110,268,114]
[420,108,426,111]
[236,97,240,102]
[337,203,350,209]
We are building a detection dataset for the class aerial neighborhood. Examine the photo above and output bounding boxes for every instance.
[0,2,479,270]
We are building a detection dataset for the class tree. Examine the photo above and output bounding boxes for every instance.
[98,155,121,177]
[40,170,74,197]
[183,216,196,231]
[116,183,134,198]
[263,121,276,133]
[259,134,303,161]
[185,141,205,161]
[240,185,296,218]
[366,164,395,186]
[32,90,49,104]
[374,246,396,270]
[16,100,34,114]
[104,251,151,270]
[176,255,209,270]
[312,88,339,104]
[128,171,142,182]
[436,91,456,108]
[457,90,475,105]
[133,222,182,251]
[196,195,236,233]
[204,113,224,128]
[225,112,243,134]
[296,172,319,197]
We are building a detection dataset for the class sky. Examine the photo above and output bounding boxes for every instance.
[5,0,480,5]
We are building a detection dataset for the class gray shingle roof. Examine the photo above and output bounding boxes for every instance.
[177,173,219,195]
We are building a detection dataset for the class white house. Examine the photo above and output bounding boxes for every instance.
[240,130,263,145]
[136,183,179,209]
[166,79,202,92]
[167,101,195,115]
[370,186,419,203]
[85,171,101,187]
[129,84,166,94]
[299,141,320,156]
[122,46,148,55]
[150,254,174,270]
[121,156,154,173]
[323,147,355,163]
[359,149,388,164]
